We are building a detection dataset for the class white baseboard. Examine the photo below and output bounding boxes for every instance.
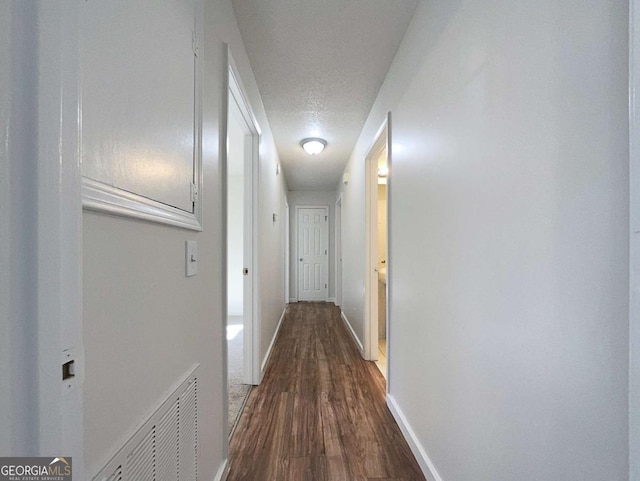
[213,459,229,481]
[387,394,443,481]
[289,297,297,303]
[340,311,363,356]
[327,297,336,304]
[261,306,287,376]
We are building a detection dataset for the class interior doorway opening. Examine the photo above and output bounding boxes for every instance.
[335,195,343,308]
[226,91,249,435]
[365,115,391,382]
[375,152,388,377]
[225,58,260,438]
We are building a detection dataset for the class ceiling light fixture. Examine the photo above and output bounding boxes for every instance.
[301,138,327,155]
[377,166,389,178]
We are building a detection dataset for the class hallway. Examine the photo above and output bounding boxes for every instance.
[2,2,633,480]
[228,302,425,481]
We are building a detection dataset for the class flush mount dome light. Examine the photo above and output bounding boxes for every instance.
[301,138,327,155]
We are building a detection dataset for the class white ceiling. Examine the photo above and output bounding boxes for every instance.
[232,0,420,191]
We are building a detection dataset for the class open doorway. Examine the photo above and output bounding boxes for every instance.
[365,115,391,381]
[226,59,260,437]
[285,198,290,304]
[335,194,343,307]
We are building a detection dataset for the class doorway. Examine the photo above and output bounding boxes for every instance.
[296,206,329,302]
[365,115,391,381]
[285,199,290,304]
[335,195,343,307]
[226,59,260,436]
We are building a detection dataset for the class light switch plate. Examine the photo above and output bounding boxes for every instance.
[186,240,197,277]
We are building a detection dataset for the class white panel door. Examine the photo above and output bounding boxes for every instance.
[297,208,328,301]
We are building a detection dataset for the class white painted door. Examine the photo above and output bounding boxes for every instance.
[297,207,328,301]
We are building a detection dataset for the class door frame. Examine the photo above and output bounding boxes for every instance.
[295,205,330,302]
[364,115,391,366]
[11,2,86,475]
[285,197,290,304]
[335,194,343,307]
[629,1,639,477]
[225,49,261,392]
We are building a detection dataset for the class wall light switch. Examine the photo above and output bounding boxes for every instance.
[186,240,197,277]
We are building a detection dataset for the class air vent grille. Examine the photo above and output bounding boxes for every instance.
[179,379,198,480]
[93,365,200,481]
[104,465,123,481]
[156,401,179,480]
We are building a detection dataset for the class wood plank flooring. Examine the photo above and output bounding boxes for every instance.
[227,302,426,481]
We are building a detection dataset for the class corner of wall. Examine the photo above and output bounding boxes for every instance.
[213,458,229,481]
[386,394,442,481]
[340,311,363,356]
[260,306,288,377]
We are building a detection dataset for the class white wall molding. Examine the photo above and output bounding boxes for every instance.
[340,311,363,356]
[327,297,336,304]
[213,459,229,481]
[80,0,204,232]
[387,394,443,481]
[82,178,203,231]
[289,297,298,303]
[260,307,287,378]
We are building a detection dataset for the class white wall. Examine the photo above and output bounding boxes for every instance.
[82,0,287,478]
[288,190,336,301]
[255,129,288,371]
[377,184,387,268]
[227,109,245,317]
[340,1,629,480]
[227,176,244,315]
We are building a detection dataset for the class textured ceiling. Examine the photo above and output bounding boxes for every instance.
[232,0,420,191]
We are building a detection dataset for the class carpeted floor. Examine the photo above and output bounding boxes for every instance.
[228,317,251,434]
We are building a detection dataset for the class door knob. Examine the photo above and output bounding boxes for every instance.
[299,258,303,262]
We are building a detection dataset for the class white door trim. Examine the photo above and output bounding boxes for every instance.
[384,113,393,394]
[285,198,290,304]
[295,205,330,302]
[364,115,391,368]
[18,2,85,475]
[223,45,262,407]
[227,50,261,387]
[335,194,343,307]
[629,2,639,478]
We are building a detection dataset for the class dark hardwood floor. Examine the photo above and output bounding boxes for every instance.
[227,302,426,481]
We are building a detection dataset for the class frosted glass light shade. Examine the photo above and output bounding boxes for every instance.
[301,138,326,155]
